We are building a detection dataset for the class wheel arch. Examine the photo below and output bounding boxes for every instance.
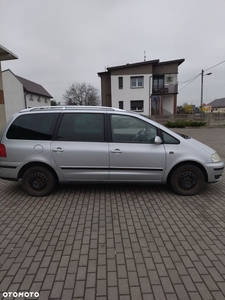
[167,161,208,184]
[18,162,59,182]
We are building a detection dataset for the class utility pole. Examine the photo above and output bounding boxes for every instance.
[200,69,212,111]
[200,69,204,110]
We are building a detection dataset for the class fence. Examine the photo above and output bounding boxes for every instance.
[151,113,225,127]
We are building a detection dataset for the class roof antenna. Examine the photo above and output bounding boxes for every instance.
[144,51,146,61]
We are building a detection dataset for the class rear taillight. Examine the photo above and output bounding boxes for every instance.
[0,144,7,157]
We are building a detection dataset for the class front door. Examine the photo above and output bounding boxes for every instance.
[151,95,161,115]
[109,114,166,181]
[51,112,109,180]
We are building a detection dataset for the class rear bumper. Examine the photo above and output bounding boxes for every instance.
[0,163,19,180]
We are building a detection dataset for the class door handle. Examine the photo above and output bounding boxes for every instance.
[111,149,122,154]
[52,147,64,152]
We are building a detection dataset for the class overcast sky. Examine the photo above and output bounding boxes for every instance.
[1,0,225,106]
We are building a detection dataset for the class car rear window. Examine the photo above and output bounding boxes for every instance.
[6,113,59,140]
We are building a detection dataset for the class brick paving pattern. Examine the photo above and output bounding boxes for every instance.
[0,128,225,300]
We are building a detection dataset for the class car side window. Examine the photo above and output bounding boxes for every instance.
[162,131,180,144]
[57,113,105,142]
[110,114,157,143]
[6,113,59,140]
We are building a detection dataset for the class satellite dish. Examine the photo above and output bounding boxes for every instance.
[167,76,173,82]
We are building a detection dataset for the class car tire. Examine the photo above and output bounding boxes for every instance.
[170,164,204,196]
[22,166,56,197]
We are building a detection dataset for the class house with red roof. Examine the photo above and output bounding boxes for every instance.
[2,69,53,121]
[207,98,225,113]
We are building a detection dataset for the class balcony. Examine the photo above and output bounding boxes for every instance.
[152,83,178,94]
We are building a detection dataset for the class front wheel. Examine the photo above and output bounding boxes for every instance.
[22,166,56,196]
[170,165,204,196]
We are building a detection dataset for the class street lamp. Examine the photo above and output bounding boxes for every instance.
[200,69,212,110]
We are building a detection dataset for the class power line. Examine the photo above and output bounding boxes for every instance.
[179,74,200,91]
[179,73,201,84]
[204,59,225,72]
[178,59,225,92]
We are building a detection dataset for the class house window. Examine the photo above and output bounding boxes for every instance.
[119,101,123,109]
[130,100,143,112]
[153,76,164,91]
[131,76,144,88]
[45,98,48,103]
[118,77,123,89]
[30,94,33,101]
[37,96,41,102]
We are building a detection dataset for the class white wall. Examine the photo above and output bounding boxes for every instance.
[111,74,152,115]
[162,95,174,114]
[26,94,50,108]
[3,70,51,121]
[2,70,24,121]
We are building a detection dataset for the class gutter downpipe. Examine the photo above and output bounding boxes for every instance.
[149,75,152,118]
[24,92,28,109]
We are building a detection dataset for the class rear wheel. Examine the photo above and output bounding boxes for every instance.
[170,164,204,196]
[22,166,56,196]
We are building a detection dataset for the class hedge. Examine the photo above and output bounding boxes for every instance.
[165,120,206,128]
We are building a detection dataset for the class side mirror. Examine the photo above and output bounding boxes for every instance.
[154,136,162,144]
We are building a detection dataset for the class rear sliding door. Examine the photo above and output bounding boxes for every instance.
[51,113,109,180]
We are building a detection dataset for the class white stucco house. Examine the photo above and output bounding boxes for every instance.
[98,59,185,116]
[2,69,53,121]
[0,45,18,133]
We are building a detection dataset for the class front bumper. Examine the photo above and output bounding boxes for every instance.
[205,161,224,183]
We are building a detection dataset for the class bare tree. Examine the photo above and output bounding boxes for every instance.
[63,82,100,106]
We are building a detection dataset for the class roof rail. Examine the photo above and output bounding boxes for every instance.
[29,106,64,111]
[20,106,125,112]
[20,106,63,112]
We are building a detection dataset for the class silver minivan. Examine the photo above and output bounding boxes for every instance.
[0,106,224,196]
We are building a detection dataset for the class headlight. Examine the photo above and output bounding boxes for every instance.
[211,152,221,163]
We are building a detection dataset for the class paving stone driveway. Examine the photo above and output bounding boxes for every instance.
[0,128,225,300]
